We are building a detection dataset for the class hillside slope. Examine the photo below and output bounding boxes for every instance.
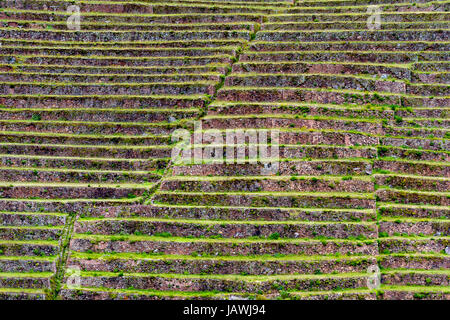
[0,0,448,300]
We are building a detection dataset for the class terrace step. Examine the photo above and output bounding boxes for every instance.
[0,54,232,68]
[215,87,402,106]
[0,167,160,184]
[0,198,141,214]
[0,95,206,109]
[379,218,449,236]
[0,64,227,76]
[382,270,449,287]
[380,254,450,270]
[0,11,262,25]
[414,61,450,72]
[384,126,449,139]
[0,121,181,136]
[377,146,449,162]
[0,227,61,241]
[181,144,376,161]
[407,83,449,96]
[0,143,172,159]
[379,136,448,152]
[0,155,167,172]
[0,272,52,289]
[0,241,58,256]
[59,287,232,300]
[1,21,255,32]
[232,61,411,79]
[411,72,450,84]
[374,174,449,192]
[0,29,252,42]
[0,45,238,58]
[201,115,383,134]
[241,51,448,64]
[6,1,276,15]
[160,176,374,193]
[0,108,198,123]
[0,38,245,49]
[383,118,450,128]
[75,217,378,239]
[393,107,449,118]
[249,41,450,52]
[0,132,170,147]
[172,160,375,176]
[183,130,379,148]
[224,74,407,94]
[254,30,449,42]
[269,0,445,13]
[285,2,449,14]
[0,183,151,199]
[377,204,450,219]
[153,191,376,210]
[0,211,65,227]
[286,289,376,300]
[61,272,371,293]
[208,102,394,119]
[83,204,376,222]
[376,188,450,206]
[70,235,378,256]
[290,0,442,8]
[67,253,377,276]
[0,257,55,273]
[399,96,448,108]
[262,21,450,31]
[379,286,450,300]
[379,237,449,254]
[374,159,450,177]
[0,82,216,96]
[0,288,46,300]
[0,71,221,84]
